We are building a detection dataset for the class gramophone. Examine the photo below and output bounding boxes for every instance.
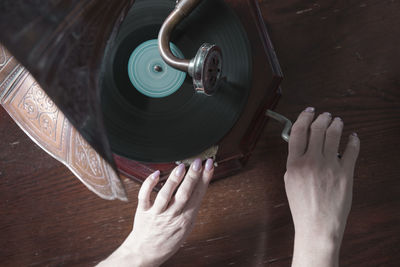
[0,0,291,201]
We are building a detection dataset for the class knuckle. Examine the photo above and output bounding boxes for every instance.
[348,140,360,150]
[286,161,308,174]
[203,172,213,184]
[297,112,313,121]
[137,195,146,203]
[302,156,321,169]
[139,181,149,190]
[176,192,190,203]
[291,123,307,134]
[157,190,170,201]
[167,177,181,187]
[137,192,146,200]
[324,166,337,178]
[326,130,341,139]
[141,179,151,188]
[306,157,319,166]
[349,142,359,148]
[336,119,344,127]
[138,188,149,200]
[326,125,342,135]
[186,172,200,182]
[178,215,192,228]
[283,171,291,182]
[310,122,326,131]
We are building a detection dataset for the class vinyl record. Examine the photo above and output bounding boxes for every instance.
[101,0,252,162]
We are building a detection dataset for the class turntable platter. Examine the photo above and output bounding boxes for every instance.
[101,0,252,162]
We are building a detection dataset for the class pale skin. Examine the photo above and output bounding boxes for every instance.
[98,158,215,267]
[98,107,360,267]
[286,107,360,267]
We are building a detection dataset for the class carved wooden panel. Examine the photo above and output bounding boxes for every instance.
[0,45,127,201]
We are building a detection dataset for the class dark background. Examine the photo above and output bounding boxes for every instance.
[1,0,399,266]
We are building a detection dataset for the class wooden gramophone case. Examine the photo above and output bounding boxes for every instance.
[0,0,282,200]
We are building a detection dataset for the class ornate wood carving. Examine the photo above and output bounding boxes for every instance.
[0,45,127,201]
[0,0,134,167]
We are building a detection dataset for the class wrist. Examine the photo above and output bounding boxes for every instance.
[292,232,341,267]
[97,243,152,267]
[295,229,342,249]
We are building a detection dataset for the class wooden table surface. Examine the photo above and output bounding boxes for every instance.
[1,0,399,266]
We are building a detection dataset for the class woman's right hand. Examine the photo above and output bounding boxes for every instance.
[284,107,360,267]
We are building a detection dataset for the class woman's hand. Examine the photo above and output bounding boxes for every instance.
[98,158,214,267]
[285,108,360,267]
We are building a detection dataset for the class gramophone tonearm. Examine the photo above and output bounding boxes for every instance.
[158,0,222,96]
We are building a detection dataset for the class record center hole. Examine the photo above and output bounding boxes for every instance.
[154,65,163,72]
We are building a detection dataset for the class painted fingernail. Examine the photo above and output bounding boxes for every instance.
[175,163,185,177]
[351,132,358,137]
[151,170,160,180]
[305,107,315,113]
[324,112,332,117]
[192,158,202,172]
[335,117,342,122]
[205,158,214,171]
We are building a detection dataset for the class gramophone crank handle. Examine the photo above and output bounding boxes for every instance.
[266,110,344,159]
[265,110,293,142]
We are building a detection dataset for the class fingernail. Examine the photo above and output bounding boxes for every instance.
[151,170,160,180]
[351,132,358,137]
[324,112,332,117]
[335,117,342,121]
[192,158,202,172]
[205,158,214,171]
[175,163,185,177]
[305,107,315,113]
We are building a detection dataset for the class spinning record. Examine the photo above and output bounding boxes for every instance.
[101,0,252,162]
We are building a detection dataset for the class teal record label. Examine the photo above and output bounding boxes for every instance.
[127,39,186,98]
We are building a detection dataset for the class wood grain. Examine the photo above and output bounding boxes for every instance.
[1,0,400,266]
[0,56,127,201]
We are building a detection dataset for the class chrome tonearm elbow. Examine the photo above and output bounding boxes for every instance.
[158,0,222,95]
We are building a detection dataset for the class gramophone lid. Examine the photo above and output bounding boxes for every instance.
[0,0,135,166]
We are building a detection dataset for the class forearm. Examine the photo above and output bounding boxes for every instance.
[291,233,340,267]
[96,244,154,267]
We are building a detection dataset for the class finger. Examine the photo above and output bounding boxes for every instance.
[324,117,344,158]
[168,158,203,215]
[152,164,186,213]
[183,158,214,218]
[342,133,360,174]
[307,112,332,155]
[288,107,315,160]
[137,170,160,211]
